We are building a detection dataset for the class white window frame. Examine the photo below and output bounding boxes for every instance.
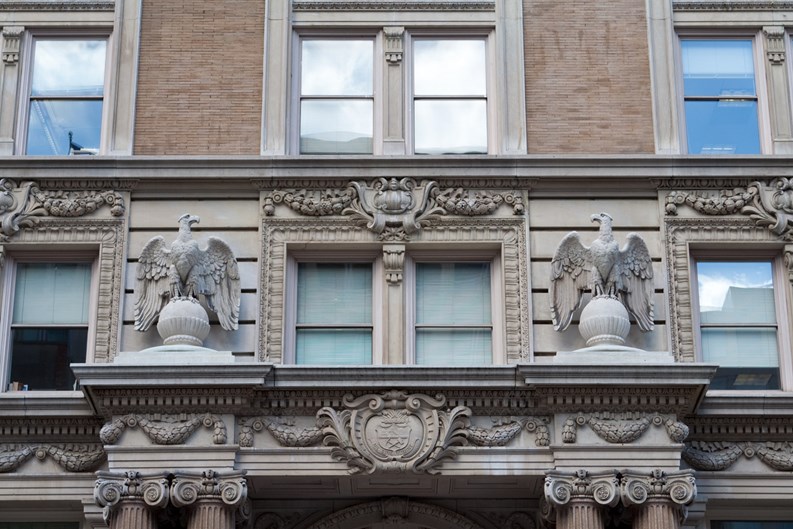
[675,31,772,155]
[405,30,497,155]
[0,251,99,392]
[15,29,113,156]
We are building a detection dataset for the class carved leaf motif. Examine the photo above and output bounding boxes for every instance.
[0,445,34,472]
[682,442,743,471]
[238,417,323,448]
[101,414,226,445]
[755,443,793,471]
[467,421,523,447]
[44,444,106,472]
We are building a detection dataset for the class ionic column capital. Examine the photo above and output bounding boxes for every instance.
[544,469,620,509]
[170,470,248,509]
[94,471,170,522]
[620,469,697,508]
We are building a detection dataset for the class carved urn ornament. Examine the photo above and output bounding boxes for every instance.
[550,213,653,348]
[134,214,241,347]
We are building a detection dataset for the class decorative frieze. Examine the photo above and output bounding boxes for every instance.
[561,412,688,444]
[0,1,114,11]
[237,416,323,448]
[1,27,24,64]
[683,441,793,471]
[100,414,227,445]
[674,0,793,10]
[468,416,551,447]
[292,1,495,11]
[0,178,125,242]
[0,443,105,473]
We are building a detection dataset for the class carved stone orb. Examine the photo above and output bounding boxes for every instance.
[157,298,211,347]
[578,296,631,347]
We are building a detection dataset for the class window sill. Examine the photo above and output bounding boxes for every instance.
[0,390,92,416]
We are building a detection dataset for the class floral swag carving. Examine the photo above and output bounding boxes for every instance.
[562,412,689,444]
[0,178,125,242]
[683,441,793,471]
[238,416,324,447]
[100,413,227,445]
[665,178,793,240]
[0,443,105,473]
[263,178,524,241]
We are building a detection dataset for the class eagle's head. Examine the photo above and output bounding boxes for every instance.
[178,214,201,228]
[590,212,613,225]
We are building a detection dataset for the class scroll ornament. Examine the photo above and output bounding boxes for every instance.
[666,178,793,240]
[683,441,793,472]
[316,391,471,474]
[0,178,125,242]
[94,471,170,522]
[620,469,696,508]
[562,412,689,444]
[170,470,248,509]
[263,178,524,241]
[100,413,227,445]
[0,443,105,473]
[544,469,620,509]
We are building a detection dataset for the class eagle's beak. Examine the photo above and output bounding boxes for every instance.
[590,214,601,224]
[188,216,201,226]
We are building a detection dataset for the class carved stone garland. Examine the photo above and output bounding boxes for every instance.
[665,177,793,240]
[0,178,125,242]
[561,412,689,444]
[263,178,524,241]
[0,443,105,473]
[100,414,227,445]
[683,440,793,471]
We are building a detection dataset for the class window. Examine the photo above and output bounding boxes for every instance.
[680,38,762,154]
[694,259,783,390]
[23,37,107,155]
[298,39,374,154]
[2,261,94,391]
[412,38,488,154]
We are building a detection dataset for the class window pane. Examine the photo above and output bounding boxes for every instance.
[414,100,487,154]
[300,100,373,154]
[31,40,106,97]
[684,100,760,155]
[301,40,373,96]
[297,263,372,324]
[697,261,775,324]
[702,328,778,367]
[13,263,91,325]
[296,329,372,364]
[416,263,491,325]
[9,327,88,390]
[414,40,486,96]
[682,40,755,97]
[27,100,103,155]
[415,329,492,365]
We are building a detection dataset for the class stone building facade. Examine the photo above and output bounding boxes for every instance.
[0,0,792,528]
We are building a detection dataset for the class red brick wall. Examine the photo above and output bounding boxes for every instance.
[523,0,656,153]
[134,0,264,154]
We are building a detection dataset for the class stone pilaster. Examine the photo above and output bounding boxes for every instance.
[544,469,620,529]
[171,470,248,529]
[94,471,170,529]
[0,26,24,155]
[620,469,697,529]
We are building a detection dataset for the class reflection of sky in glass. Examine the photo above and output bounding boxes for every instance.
[414,40,486,96]
[414,100,487,154]
[300,100,373,154]
[685,100,760,154]
[697,261,775,322]
[301,40,372,96]
[31,40,106,96]
[27,100,103,155]
[682,40,755,97]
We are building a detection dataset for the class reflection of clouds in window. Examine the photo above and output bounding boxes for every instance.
[300,100,373,154]
[414,100,487,154]
[301,40,372,96]
[32,40,106,96]
[414,40,486,96]
[697,261,773,312]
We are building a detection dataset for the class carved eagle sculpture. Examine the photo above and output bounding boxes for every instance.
[134,214,241,332]
[550,212,654,332]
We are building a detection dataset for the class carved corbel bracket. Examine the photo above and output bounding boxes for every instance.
[237,416,323,448]
[0,178,126,242]
[384,26,404,63]
[665,178,793,240]
[764,26,786,64]
[0,443,106,473]
[316,390,471,475]
[620,469,696,509]
[544,469,620,508]
[1,26,24,64]
[383,244,405,284]
[94,471,170,522]
[100,413,227,446]
[170,469,248,509]
[562,412,688,444]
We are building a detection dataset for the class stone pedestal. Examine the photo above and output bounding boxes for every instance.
[94,471,170,529]
[171,470,247,529]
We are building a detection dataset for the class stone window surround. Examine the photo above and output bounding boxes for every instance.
[260,217,528,364]
[665,217,793,391]
[263,0,527,155]
[0,219,125,392]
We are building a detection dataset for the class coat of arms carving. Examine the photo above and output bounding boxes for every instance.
[316,391,471,475]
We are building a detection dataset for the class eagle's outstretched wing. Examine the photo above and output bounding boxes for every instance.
[195,237,241,331]
[619,233,654,332]
[134,236,170,331]
[550,232,590,331]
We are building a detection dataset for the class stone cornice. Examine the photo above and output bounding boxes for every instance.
[292,0,495,10]
[0,0,114,11]
[673,0,793,10]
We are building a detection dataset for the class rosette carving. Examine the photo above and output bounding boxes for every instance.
[0,444,105,473]
[666,178,793,240]
[94,471,170,521]
[237,416,323,448]
[620,469,696,507]
[316,390,471,475]
[467,416,550,447]
[544,469,620,508]
[170,470,247,508]
[100,414,227,445]
[562,412,688,444]
[0,178,125,241]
